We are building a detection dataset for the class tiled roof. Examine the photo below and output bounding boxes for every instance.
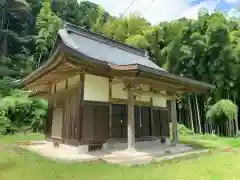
[59,23,165,71]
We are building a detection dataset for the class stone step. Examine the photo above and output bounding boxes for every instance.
[103,155,153,165]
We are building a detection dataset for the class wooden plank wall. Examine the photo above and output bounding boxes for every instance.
[48,77,83,146]
[62,86,81,145]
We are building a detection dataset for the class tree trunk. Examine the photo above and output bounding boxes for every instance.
[37,51,43,67]
[0,10,8,60]
[188,96,194,132]
[233,98,238,134]
[194,94,202,134]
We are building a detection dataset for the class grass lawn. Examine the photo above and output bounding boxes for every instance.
[0,133,44,145]
[180,133,240,149]
[1,133,240,180]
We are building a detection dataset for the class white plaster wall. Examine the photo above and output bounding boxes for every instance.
[84,74,109,102]
[136,95,151,102]
[51,107,63,139]
[152,96,167,107]
[56,80,66,92]
[112,82,127,99]
[68,74,80,88]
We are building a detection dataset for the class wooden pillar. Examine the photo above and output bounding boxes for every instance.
[150,97,154,136]
[47,83,54,139]
[127,85,135,150]
[77,73,85,144]
[109,78,112,139]
[171,98,178,145]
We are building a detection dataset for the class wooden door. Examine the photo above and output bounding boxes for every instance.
[82,103,95,142]
[134,106,140,138]
[160,109,170,137]
[46,106,53,138]
[140,106,151,136]
[152,108,170,137]
[83,103,109,143]
[95,104,109,142]
[152,108,161,137]
[112,104,127,139]
[51,107,63,139]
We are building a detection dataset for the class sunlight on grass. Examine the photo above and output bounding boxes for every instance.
[0,147,240,180]
[180,134,240,149]
[0,133,44,145]
[1,132,240,179]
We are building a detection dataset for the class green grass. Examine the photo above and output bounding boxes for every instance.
[180,133,240,149]
[1,133,240,180]
[0,133,44,145]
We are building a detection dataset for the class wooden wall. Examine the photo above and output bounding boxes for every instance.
[62,87,81,145]
[46,73,171,146]
[48,76,82,146]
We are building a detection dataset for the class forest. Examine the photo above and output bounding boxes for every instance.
[0,0,240,136]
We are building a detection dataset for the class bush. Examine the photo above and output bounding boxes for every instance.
[206,99,237,122]
[170,123,195,136]
[0,91,48,135]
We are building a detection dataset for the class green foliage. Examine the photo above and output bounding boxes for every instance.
[170,123,195,136]
[0,91,47,135]
[2,0,240,136]
[36,0,62,65]
[206,99,238,122]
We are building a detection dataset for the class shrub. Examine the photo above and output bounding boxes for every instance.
[0,92,48,135]
[206,99,237,122]
[170,123,195,136]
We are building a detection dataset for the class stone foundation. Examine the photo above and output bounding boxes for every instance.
[51,137,171,154]
[58,144,89,154]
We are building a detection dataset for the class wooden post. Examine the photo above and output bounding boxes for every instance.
[150,97,154,136]
[171,98,178,145]
[47,83,54,139]
[127,85,135,151]
[78,73,85,144]
[109,78,112,139]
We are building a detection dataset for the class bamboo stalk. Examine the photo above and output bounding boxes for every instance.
[188,96,194,132]
[194,94,202,134]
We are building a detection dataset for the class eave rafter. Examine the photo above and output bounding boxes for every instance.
[118,76,201,94]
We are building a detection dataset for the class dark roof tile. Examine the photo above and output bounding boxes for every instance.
[59,23,165,71]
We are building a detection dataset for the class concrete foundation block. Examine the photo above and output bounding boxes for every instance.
[165,138,171,145]
[78,145,89,154]
[59,144,79,154]
[102,143,109,152]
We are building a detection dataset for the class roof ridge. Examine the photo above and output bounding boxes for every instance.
[63,22,147,57]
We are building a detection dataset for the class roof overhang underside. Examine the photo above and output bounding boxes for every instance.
[23,43,214,94]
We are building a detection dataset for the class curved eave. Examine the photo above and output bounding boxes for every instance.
[110,64,214,93]
[22,43,109,87]
[23,37,214,94]
[137,65,214,90]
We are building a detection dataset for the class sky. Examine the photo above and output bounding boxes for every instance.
[88,0,240,24]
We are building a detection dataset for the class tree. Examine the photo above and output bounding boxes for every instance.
[36,0,62,66]
[207,99,237,136]
[0,0,32,92]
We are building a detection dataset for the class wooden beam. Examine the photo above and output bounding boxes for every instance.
[119,76,202,93]
[111,98,151,106]
[66,61,110,78]
[133,90,179,100]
